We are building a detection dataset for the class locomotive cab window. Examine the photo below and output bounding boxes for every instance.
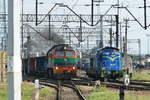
[55,51,64,57]
[66,51,74,57]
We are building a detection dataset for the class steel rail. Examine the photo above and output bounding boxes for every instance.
[39,81,60,100]
[61,81,86,100]
[101,81,150,91]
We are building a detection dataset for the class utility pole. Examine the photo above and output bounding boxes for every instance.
[69,31,71,45]
[116,15,119,48]
[87,36,89,50]
[8,0,22,100]
[27,34,30,74]
[109,28,112,47]
[117,0,119,16]
[148,35,149,54]
[99,16,103,48]
[21,0,25,76]
[78,24,82,52]
[79,16,82,42]
[1,37,4,50]
[117,0,120,47]
[91,0,94,26]
[138,39,141,65]
[21,0,24,54]
[124,19,128,53]
[36,0,38,26]
[144,0,147,29]
[48,14,51,40]
[146,34,150,54]
[3,0,6,40]
[124,19,129,68]
[120,23,123,53]
[139,0,148,29]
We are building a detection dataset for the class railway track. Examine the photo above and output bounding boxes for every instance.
[38,77,150,91]
[72,77,150,91]
[39,81,60,100]
[26,76,150,94]
[76,76,150,91]
[40,79,86,100]
[131,79,150,83]
[101,80,150,91]
[129,80,150,88]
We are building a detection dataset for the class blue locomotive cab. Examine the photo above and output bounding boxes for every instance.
[86,47,123,80]
[97,47,122,71]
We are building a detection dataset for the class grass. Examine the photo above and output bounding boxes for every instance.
[0,82,55,100]
[39,87,56,100]
[22,82,35,100]
[124,92,149,100]
[87,86,119,100]
[131,70,150,81]
[0,83,7,100]
[87,86,150,100]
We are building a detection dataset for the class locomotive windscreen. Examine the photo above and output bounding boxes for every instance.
[55,50,74,57]
[66,51,74,57]
[56,51,64,57]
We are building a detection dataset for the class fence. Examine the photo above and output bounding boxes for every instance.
[0,51,7,82]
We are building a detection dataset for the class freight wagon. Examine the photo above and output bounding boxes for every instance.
[23,56,48,76]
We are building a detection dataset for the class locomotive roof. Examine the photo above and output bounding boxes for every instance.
[100,47,119,51]
[47,44,74,56]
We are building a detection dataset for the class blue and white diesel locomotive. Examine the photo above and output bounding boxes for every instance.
[86,47,125,80]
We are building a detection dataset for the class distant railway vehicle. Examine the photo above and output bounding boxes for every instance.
[81,58,90,70]
[86,47,130,80]
[47,44,79,79]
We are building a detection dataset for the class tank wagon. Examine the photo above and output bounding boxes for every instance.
[47,44,79,79]
[86,47,128,80]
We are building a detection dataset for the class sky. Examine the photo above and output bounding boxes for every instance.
[22,0,150,55]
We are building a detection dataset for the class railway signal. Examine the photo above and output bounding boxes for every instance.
[124,74,130,86]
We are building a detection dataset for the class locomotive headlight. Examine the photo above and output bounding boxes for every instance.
[73,67,76,70]
[64,47,67,50]
[55,67,59,70]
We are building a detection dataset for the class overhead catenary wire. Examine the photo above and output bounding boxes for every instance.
[35,2,118,27]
